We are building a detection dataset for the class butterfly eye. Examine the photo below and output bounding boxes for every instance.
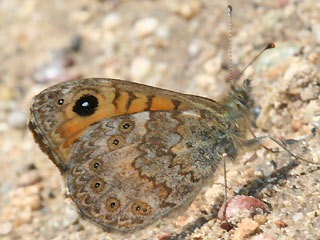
[73,94,98,116]
[234,91,248,106]
[57,99,64,105]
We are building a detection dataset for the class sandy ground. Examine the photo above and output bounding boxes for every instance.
[0,0,319,239]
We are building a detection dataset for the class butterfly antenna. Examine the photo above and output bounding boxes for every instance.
[227,5,235,89]
[227,4,275,85]
[236,43,275,80]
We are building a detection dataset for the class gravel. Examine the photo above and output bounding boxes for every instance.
[1,0,319,239]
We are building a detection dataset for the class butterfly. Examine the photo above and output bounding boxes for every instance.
[28,76,253,233]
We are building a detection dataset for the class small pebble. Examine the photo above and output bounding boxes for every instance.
[24,194,41,211]
[253,214,268,225]
[0,182,15,196]
[158,235,172,240]
[301,85,319,101]
[291,119,304,132]
[63,206,79,228]
[16,208,32,225]
[188,41,200,56]
[312,23,320,44]
[194,74,215,89]
[250,234,275,240]
[218,195,267,221]
[7,110,27,129]
[292,212,303,222]
[203,58,221,75]
[32,50,76,84]
[102,13,121,30]
[274,219,288,228]
[69,34,82,52]
[307,210,318,219]
[132,17,159,38]
[0,221,13,235]
[232,218,259,240]
[130,57,152,80]
[9,184,42,211]
[167,0,202,20]
[70,8,91,23]
[0,86,14,102]
[308,52,318,64]
[154,62,168,75]
[18,170,41,187]
[156,26,170,39]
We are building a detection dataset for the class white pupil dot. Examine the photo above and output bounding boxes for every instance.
[82,102,89,107]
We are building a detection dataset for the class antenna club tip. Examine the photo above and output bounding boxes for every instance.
[266,43,276,49]
[227,5,232,12]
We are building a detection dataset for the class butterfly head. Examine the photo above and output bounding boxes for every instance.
[230,78,253,111]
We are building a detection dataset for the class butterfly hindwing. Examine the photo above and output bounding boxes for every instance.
[67,109,222,232]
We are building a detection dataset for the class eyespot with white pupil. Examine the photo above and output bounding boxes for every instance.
[89,178,105,193]
[119,120,135,133]
[88,159,103,172]
[73,94,98,116]
[131,200,151,216]
[106,197,120,212]
[108,136,124,150]
[93,162,100,168]
[57,99,64,105]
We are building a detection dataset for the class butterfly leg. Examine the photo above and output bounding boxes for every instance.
[221,152,230,220]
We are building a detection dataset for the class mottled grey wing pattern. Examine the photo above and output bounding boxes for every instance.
[67,109,222,233]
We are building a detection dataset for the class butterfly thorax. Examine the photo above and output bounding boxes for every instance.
[215,80,253,158]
